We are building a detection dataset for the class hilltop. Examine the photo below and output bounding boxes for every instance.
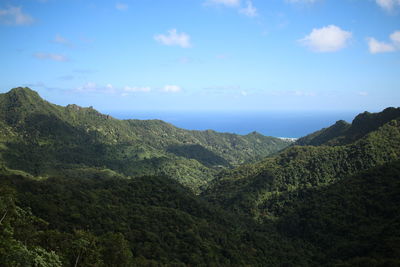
[0,87,399,266]
[0,87,290,192]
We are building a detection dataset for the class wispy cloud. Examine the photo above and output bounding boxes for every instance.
[154,29,191,48]
[76,82,115,94]
[239,1,257,17]
[375,0,400,12]
[203,85,241,95]
[285,0,320,3]
[367,38,396,54]
[124,86,151,93]
[205,0,240,7]
[115,2,128,11]
[53,34,74,47]
[162,85,182,93]
[390,31,400,46]
[205,0,258,17]
[299,25,352,52]
[269,90,317,97]
[75,83,153,95]
[0,6,34,25]
[58,75,75,81]
[367,30,400,54]
[34,52,69,62]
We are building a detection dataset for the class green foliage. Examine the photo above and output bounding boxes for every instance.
[0,173,308,266]
[0,87,290,192]
[277,161,400,265]
[99,232,133,267]
[204,117,400,220]
[0,185,62,267]
[296,107,400,146]
[167,144,230,167]
[203,109,400,265]
[1,87,399,266]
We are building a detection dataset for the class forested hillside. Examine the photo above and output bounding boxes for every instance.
[295,107,400,146]
[0,87,399,266]
[0,87,290,192]
[0,171,311,266]
[204,114,400,220]
[202,108,400,265]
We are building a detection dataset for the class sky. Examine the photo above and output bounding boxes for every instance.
[0,0,400,113]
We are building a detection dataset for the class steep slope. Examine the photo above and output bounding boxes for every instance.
[203,110,400,220]
[0,87,290,192]
[0,171,309,266]
[202,108,400,265]
[296,107,400,146]
[295,119,350,146]
[277,161,400,265]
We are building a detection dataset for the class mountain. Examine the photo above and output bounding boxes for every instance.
[277,160,400,265]
[202,108,400,265]
[0,87,290,192]
[204,108,400,219]
[296,107,400,146]
[1,86,399,266]
[0,171,309,266]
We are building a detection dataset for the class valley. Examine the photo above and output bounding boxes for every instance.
[0,87,399,266]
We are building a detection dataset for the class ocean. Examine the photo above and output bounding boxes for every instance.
[106,110,361,138]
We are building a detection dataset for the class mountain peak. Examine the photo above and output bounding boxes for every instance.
[4,87,44,106]
[0,87,50,125]
[7,87,41,98]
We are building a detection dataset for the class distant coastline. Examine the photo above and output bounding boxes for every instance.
[105,110,361,138]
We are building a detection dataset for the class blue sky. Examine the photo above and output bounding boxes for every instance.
[0,0,399,112]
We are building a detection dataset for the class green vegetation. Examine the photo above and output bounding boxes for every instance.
[277,161,400,265]
[0,87,399,266]
[204,117,400,220]
[0,87,290,192]
[202,109,400,265]
[0,172,309,266]
[296,107,400,146]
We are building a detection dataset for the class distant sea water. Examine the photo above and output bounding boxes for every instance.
[106,110,361,138]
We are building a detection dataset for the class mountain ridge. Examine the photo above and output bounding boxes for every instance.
[1,87,399,266]
[0,87,291,192]
[296,107,400,146]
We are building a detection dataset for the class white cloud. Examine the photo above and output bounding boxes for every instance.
[358,91,369,96]
[239,1,257,17]
[0,6,34,25]
[75,83,152,95]
[123,86,151,93]
[206,0,241,7]
[154,29,191,48]
[390,31,400,47]
[299,25,352,52]
[115,2,128,11]
[205,0,258,18]
[267,90,317,97]
[367,30,400,54]
[76,82,98,93]
[162,85,182,93]
[76,82,116,94]
[34,53,68,62]
[375,0,400,11]
[367,37,396,54]
[293,90,316,97]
